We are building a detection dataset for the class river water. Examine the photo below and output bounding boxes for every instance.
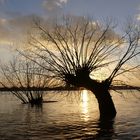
[0,90,140,140]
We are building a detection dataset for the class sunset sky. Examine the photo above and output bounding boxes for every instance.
[0,0,140,69]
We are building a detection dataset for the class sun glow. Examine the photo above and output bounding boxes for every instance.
[82,90,89,102]
[81,90,89,121]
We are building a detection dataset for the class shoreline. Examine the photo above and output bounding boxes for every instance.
[0,86,139,92]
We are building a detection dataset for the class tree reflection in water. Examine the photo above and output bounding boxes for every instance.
[95,119,115,139]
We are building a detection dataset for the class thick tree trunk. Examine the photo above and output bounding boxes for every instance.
[84,78,117,120]
[92,89,116,120]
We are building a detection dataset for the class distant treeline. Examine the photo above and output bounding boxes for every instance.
[0,86,139,92]
[0,86,79,92]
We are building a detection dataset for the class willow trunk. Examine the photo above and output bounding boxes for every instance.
[84,78,116,120]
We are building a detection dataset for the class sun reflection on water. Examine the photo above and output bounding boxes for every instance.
[81,90,90,121]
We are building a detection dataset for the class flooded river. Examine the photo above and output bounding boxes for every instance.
[0,90,140,139]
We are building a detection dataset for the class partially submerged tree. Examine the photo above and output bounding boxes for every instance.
[0,56,52,105]
[25,17,140,119]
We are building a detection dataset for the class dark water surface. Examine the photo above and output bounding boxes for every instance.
[0,90,140,140]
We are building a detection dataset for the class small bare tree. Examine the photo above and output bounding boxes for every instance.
[24,16,140,119]
[0,55,52,105]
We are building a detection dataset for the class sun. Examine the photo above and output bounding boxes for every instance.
[82,90,89,102]
[80,90,89,121]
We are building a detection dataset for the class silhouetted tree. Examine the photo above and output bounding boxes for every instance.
[25,16,140,119]
[0,56,52,105]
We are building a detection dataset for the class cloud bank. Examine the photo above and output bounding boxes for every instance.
[0,15,40,46]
